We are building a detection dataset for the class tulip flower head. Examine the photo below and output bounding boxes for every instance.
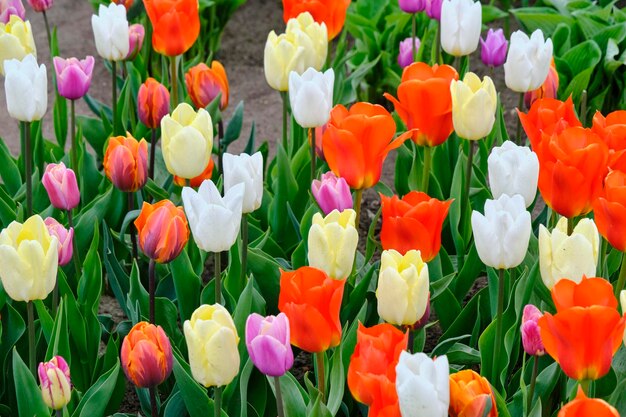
[185,61,229,110]
[134,200,189,263]
[592,110,626,171]
[53,56,94,100]
[440,0,482,57]
[450,72,497,140]
[289,67,334,128]
[396,352,449,417]
[449,370,497,417]
[488,140,539,208]
[521,304,545,356]
[137,77,170,129]
[282,0,349,40]
[399,0,427,13]
[0,0,24,24]
[0,15,36,74]
[144,0,200,56]
[525,59,558,109]
[223,152,263,214]
[558,386,619,417]
[38,356,71,410]
[504,29,553,93]
[480,28,508,68]
[245,313,294,377]
[311,171,353,215]
[125,23,144,60]
[121,321,173,388]
[173,158,214,188]
[112,0,133,10]
[398,37,420,69]
[103,133,149,193]
[42,162,80,210]
[285,11,328,71]
[4,54,47,122]
[26,0,51,12]
[44,217,73,267]
[426,0,443,20]
[91,3,129,61]
[594,170,626,252]
[308,209,358,279]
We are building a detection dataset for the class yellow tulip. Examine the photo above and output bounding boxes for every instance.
[0,15,36,75]
[307,209,358,279]
[160,102,213,179]
[450,72,497,140]
[183,304,239,387]
[286,12,327,72]
[0,215,58,302]
[376,249,429,326]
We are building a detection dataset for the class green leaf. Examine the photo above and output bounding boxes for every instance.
[0,140,21,196]
[172,351,226,417]
[326,348,345,416]
[77,221,102,315]
[71,361,122,417]
[267,373,307,417]
[12,349,50,416]
[222,101,244,149]
[511,7,575,34]
[170,250,202,322]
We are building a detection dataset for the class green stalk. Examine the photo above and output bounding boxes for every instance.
[614,252,626,298]
[464,140,475,204]
[407,327,415,353]
[70,100,78,175]
[411,13,417,63]
[516,92,524,145]
[241,214,248,288]
[421,146,431,193]
[354,189,363,230]
[492,268,505,386]
[527,355,539,413]
[315,352,326,403]
[215,251,222,305]
[567,217,574,236]
[214,386,222,417]
[309,128,316,186]
[129,192,138,260]
[149,128,157,179]
[67,210,81,278]
[170,55,179,108]
[149,386,158,417]
[28,301,35,376]
[149,259,156,323]
[112,61,118,135]
[435,21,442,65]
[42,11,52,53]
[579,379,590,396]
[281,92,288,150]
[274,376,285,417]
[24,121,32,217]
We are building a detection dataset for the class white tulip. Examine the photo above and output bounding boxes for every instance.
[181,180,245,253]
[223,152,263,214]
[289,68,334,128]
[91,3,129,61]
[4,55,47,122]
[396,351,449,417]
[440,0,482,57]
[504,29,553,92]
[471,194,531,269]
[488,140,539,208]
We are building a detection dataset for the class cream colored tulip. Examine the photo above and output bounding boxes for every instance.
[183,304,240,387]
[539,217,599,289]
[285,12,327,72]
[0,15,36,75]
[450,72,497,140]
[376,249,429,326]
[307,209,358,279]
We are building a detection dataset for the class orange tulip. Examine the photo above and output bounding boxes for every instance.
[121,321,173,388]
[380,191,452,261]
[322,102,411,190]
[173,158,215,188]
[185,61,229,110]
[137,77,170,129]
[134,200,189,263]
[593,170,626,251]
[144,0,199,57]
[538,276,626,381]
[278,266,345,353]
[384,62,459,147]
[557,386,619,417]
[592,110,626,171]
[347,323,408,417]
[282,0,350,40]
[103,133,148,193]
[524,60,559,110]
[449,370,498,417]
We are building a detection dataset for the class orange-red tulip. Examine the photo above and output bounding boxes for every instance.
[134,200,189,263]
[144,0,199,57]
[322,102,411,190]
[185,61,229,110]
[103,133,148,193]
[380,191,452,261]
[121,321,173,388]
[592,110,626,171]
[282,0,350,40]
[384,62,459,147]
[137,77,170,129]
[593,170,626,251]
[538,276,626,381]
[557,386,619,417]
[278,266,345,353]
[173,158,215,188]
[347,323,408,417]
[449,370,498,417]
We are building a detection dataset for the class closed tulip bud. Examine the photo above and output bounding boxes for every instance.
[223,152,263,213]
[144,0,199,57]
[538,217,599,289]
[471,194,531,269]
[121,321,173,388]
[161,103,213,179]
[376,249,429,327]
[399,0,426,13]
[185,61,229,110]
[184,304,240,387]
[125,23,144,60]
[44,217,73,267]
[0,0,24,24]
[311,171,353,215]
[103,133,148,193]
[488,140,539,208]
[282,0,349,40]
[182,180,244,253]
[286,12,327,71]
[521,304,545,356]
[450,72,497,140]
[558,387,620,417]
[308,209,358,279]
[173,158,214,188]
[440,0,482,57]
[289,67,334,128]
[0,15,36,74]
[137,77,170,129]
[396,352,449,417]
[91,3,129,61]
[449,370,497,417]
[38,356,71,410]
[426,0,443,20]
[525,59,558,109]
[245,313,294,377]
[53,55,94,100]
[134,200,189,263]
[0,215,58,302]
[26,0,52,12]
[42,162,80,210]
[398,37,420,68]
[480,28,508,68]
[504,29,553,93]
[4,55,46,121]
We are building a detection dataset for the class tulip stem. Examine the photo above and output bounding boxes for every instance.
[274,376,285,417]
[149,386,158,417]
[149,259,156,323]
[614,252,626,298]
[218,120,224,181]
[527,355,538,414]
[516,92,523,145]
[314,352,326,403]
[354,189,363,231]
[70,99,78,175]
[281,92,288,151]
[407,327,415,353]
[215,251,222,305]
[56,410,62,417]
[411,13,417,63]
[170,55,179,108]
[309,128,316,185]
[24,121,33,217]
[567,216,574,236]
[42,11,52,53]
[149,128,157,180]
[27,301,35,376]
[421,146,431,193]
[435,21,442,65]
[464,140,475,204]
[214,386,222,417]
[492,268,505,387]
[67,209,81,278]
[112,61,118,135]
[241,214,248,288]
[128,192,138,260]
[580,90,587,126]
[579,379,590,395]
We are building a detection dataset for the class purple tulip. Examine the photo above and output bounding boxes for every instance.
[480,28,508,68]
[44,217,74,266]
[520,304,545,356]
[399,0,426,13]
[126,23,145,60]
[426,0,443,20]
[398,37,420,68]
[53,56,94,100]
[38,356,71,410]
[0,0,25,24]
[42,162,80,210]
[311,172,353,216]
[245,313,294,377]
[26,0,52,12]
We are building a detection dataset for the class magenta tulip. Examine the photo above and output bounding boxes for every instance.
[53,56,94,100]
[245,313,294,377]
[38,356,71,410]
[399,0,426,13]
[42,162,80,210]
[426,0,443,20]
[398,37,420,68]
[311,171,353,216]
[44,217,74,266]
[126,23,145,60]
[26,0,52,12]
[480,28,508,68]
[521,304,545,356]
[0,0,24,23]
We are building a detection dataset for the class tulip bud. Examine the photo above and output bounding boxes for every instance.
[521,304,545,356]
[103,133,148,193]
[53,55,94,100]
[134,200,189,263]
[223,152,263,214]
[426,0,443,20]
[44,217,73,267]
[399,0,426,13]
[311,171,352,215]
[289,67,334,128]
[396,352,449,417]
[184,304,240,387]
[42,162,80,210]
[4,55,47,122]
[137,77,170,129]
[0,15,36,74]
[144,0,199,57]
[487,140,539,208]
[125,23,144,60]
[524,59,558,109]
[0,0,24,24]
[286,12,327,71]
[307,209,358,279]
[173,158,214,188]
[121,321,173,388]
[185,61,229,110]
[440,0,482,57]
[91,3,129,61]
[245,313,294,377]
[398,37,420,69]
[38,356,71,410]
[450,72,497,140]
[504,29,553,93]
[480,28,508,68]
[26,0,51,11]
[449,370,497,417]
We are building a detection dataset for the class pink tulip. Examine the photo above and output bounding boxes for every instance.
[398,37,420,69]
[399,0,426,13]
[42,162,80,210]
[126,23,145,60]
[426,0,443,20]
[44,217,74,266]
[311,171,353,215]
[480,28,508,68]
[245,313,294,377]
[521,304,545,356]
[53,56,94,100]
[0,0,24,23]
[26,0,52,12]
[38,356,71,410]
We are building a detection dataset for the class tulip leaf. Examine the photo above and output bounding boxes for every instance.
[102,223,130,317]
[0,185,17,228]
[0,140,21,197]
[238,359,254,417]
[164,390,187,417]
[267,373,307,417]
[12,349,49,417]
[222,101,244,149]
[327,349,345,416]
[71,361,122,417]
[0,305,25,398]
[78,221,102,315]
[247,247,281,312]
[44,300,71,362]
[170,249,202,323]
[53,92,68,150]
[511,7,575,34]
[431,272,456,301]
[243,121,256,155]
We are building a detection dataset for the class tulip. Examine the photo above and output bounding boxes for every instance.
[538,276,625,380]
[311,171,352,215]
[103,133,149,193]
[440,0,481,57]
[286,12,327,71]
[396,352,449,417]
[0,215,58,302]
[426,0,443,20]
[487,140,539,208]
[134,200,189,264]
[376,249,429,327]
[4,55,46,122]
[38,356,71,410]
[223,152,263,214]
[26,0,50,12]
[121,321,173,388]
[289,67,334,128]
[282,0,350,40]
[0,0,24,24]
[450,72,497,140]
[380,191,452,261]
[480,28,507,68]
[53,56,94,100]
[524,59,558,109]
[112,0,132,10]
[125,23,144,60]
[137,77,170,129]
[384,62,459,147]
[144,0,199,57]
[307,209,358,279]
[504,29,553,93]
[521,304,545,356]
[592,110,626,171]
[42,162,80,210]
[91,3,129,61]
[161,102,213,179]
[44,217,73,267]
[519,97,581,155]
[278,266,345,353]
[245,313,294,377]
[398,37,420,69]
[0,15,36,74]
[399,0,426,13]
[449,370,497,417]
[593,170,626,252]
[185,61,229,110]
[173,158,214,188]
[558,386,620,417]
[184,304,240,387]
